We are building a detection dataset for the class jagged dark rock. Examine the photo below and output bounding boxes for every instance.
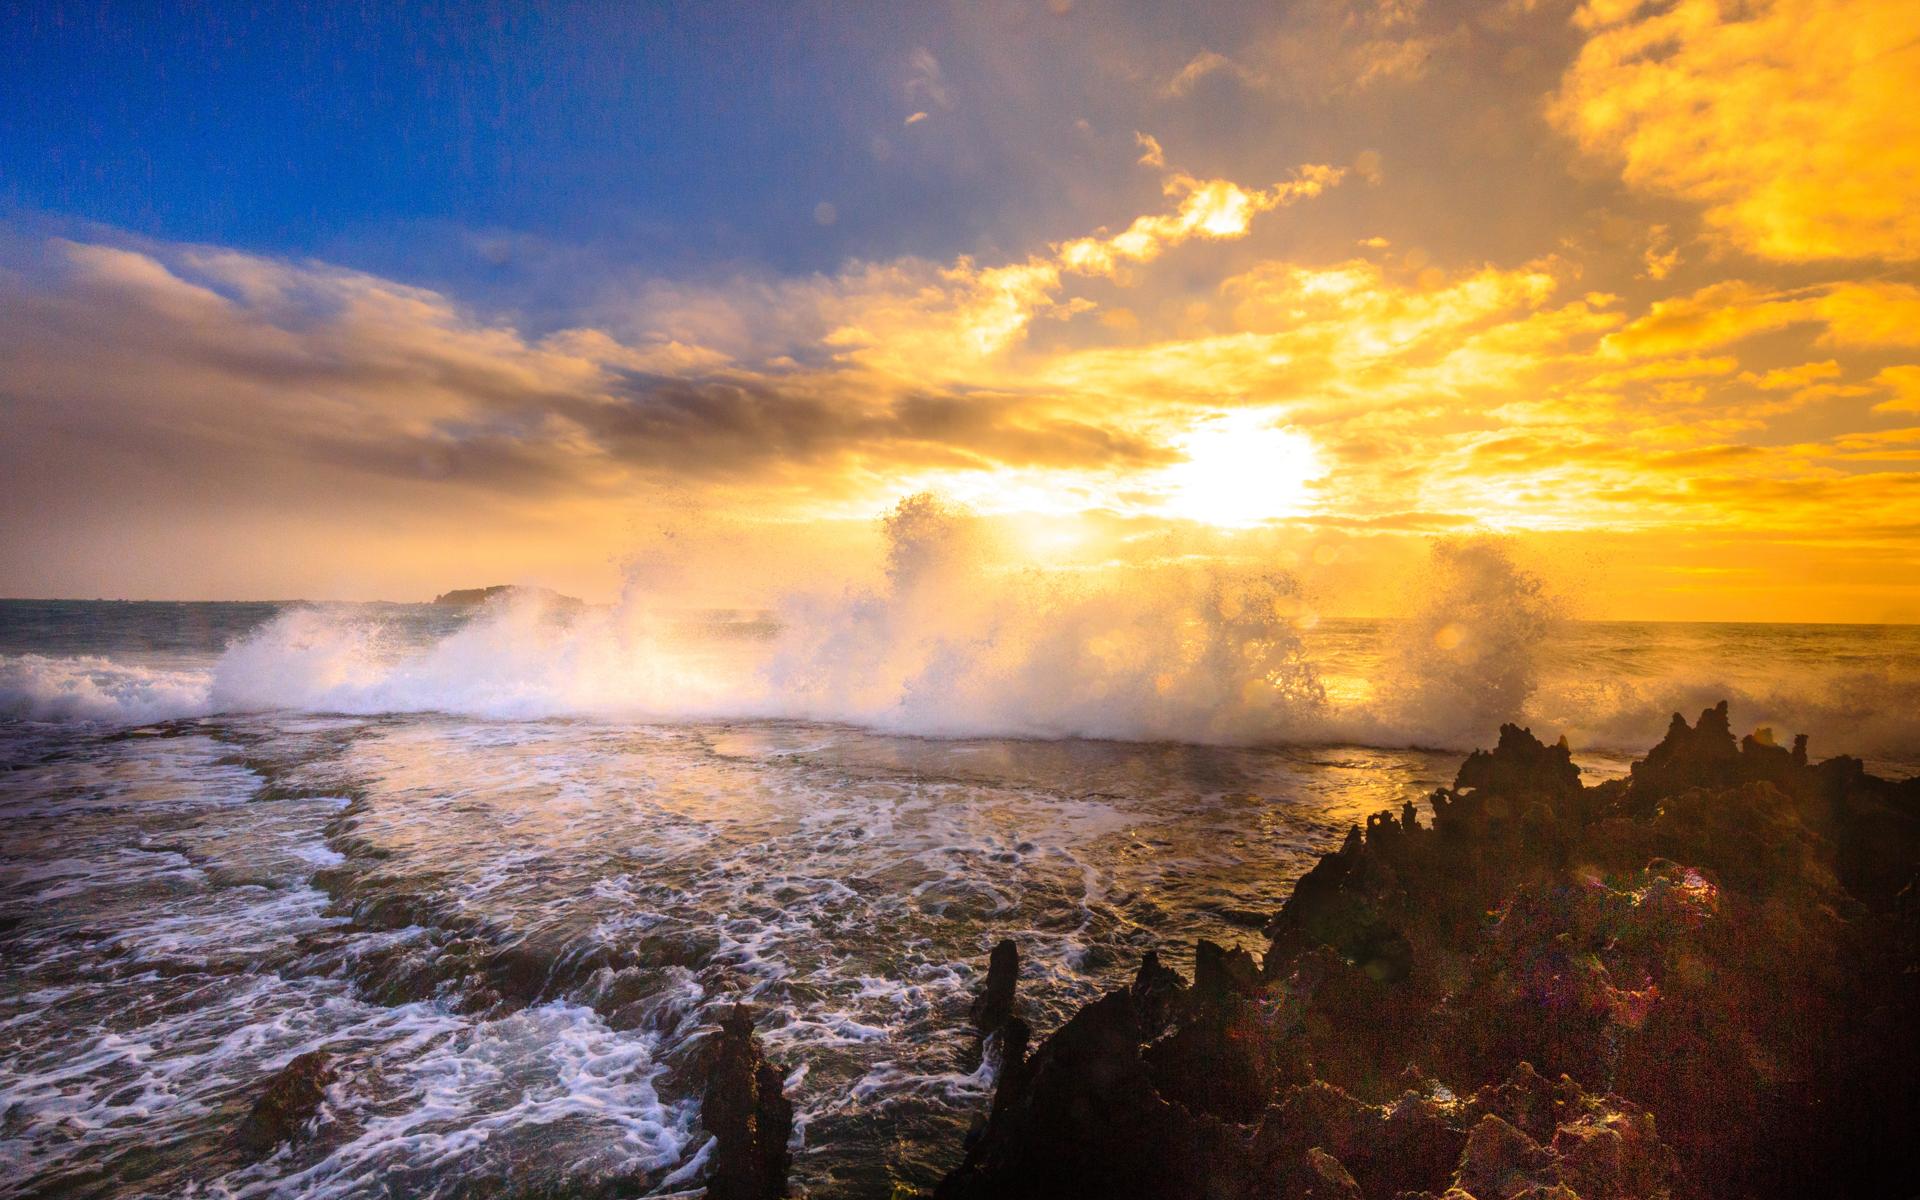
[701,1004,793,1200]
[936,701,1920,1200]
[1621,703,1920,907]
[935,989,1251,1200]
[1190,937,1261,1001]
[1129,949,1187,1037]
[1454,722,1583,802]
[972,938,1019,1035]
[1631,701,1741,801]
[237,1049,336,1156]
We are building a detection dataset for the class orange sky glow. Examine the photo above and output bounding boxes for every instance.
[3,0,1918,621]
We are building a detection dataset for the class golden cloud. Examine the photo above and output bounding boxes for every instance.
[1603,281,1920,358]
[1551,0,1920,262]
[1874,365,1920,414]
[822,163,1343,374]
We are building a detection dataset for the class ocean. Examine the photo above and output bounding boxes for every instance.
[3,598,1917,1198]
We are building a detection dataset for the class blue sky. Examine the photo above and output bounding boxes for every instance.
[4,2,1568,309]
[5,3,1202,295]
[5,4,940,274]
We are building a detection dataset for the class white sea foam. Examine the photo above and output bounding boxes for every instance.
[0,653,213,723]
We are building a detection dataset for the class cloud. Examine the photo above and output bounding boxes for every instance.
[1874,365,1920,414]
[1162,1,1456,102]
[1639,225,1679,281]
[1599,281,1811,357]
[1743,361,1842,391]
[905,48,954,111]
[1550,0,1920,262]
[9,209,1919,611]
[1601,280,1920,358]
[1053,166,1344,279]
[1161,50,1250,97]
[797,162,1344,374]
[1818,282,1920,347]
[0,238,1181,517]
[0,153,1355,534]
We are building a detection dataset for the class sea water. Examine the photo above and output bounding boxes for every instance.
[3,597,1917,1198]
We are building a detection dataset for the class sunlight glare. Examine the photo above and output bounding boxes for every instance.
[1156,412,1324,527]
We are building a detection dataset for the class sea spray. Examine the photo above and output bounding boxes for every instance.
[1372,535,1561,747]
[762,495,1330,741]
[3,511,1918,767]
[0,652,214,723]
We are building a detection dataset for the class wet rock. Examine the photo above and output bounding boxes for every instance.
[935,988,1250,1200]
[972,938,1018,1035]
[1292,1146,1362,1199]
[1250,1076,1465,1199]
[701,1004,793,1200]
[988,1016,1033,1120]
[937,699,1920,1200]
[1414,1089,1680,1200]
[1455,1113,1555,1198]
[1617,705,1920,908]
[1142,990,1283,1124]
[238,1049,336,1156]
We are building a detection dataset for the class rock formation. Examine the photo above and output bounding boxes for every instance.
[701,1004,794,1200]
[937,704,1920,1200]
[430,584,583,609]
[971,938,1019,1035]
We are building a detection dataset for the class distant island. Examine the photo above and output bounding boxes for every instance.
[430,585,583,608]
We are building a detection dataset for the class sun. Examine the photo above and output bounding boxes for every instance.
[1155,411,1324,527]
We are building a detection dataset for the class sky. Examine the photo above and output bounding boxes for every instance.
[2,0,1918,619]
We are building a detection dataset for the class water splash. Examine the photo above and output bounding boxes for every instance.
[1372,535,1562,747]
[3,504,1917,768]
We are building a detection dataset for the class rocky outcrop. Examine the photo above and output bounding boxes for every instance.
[238,1049,336,1156]
[701,1005,794,1200]
[1454,722,1583,803]
[431,584,583,609]
[938,704,1920,1200]
[1626,702,1920,907]
[937,985,1251,1200]
[972,938,1019,1035]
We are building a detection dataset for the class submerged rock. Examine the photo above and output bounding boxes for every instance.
[238,1049,336,1156]
[701,1005,793,1200]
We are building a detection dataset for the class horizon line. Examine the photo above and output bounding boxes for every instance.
[0,596,1915,627]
